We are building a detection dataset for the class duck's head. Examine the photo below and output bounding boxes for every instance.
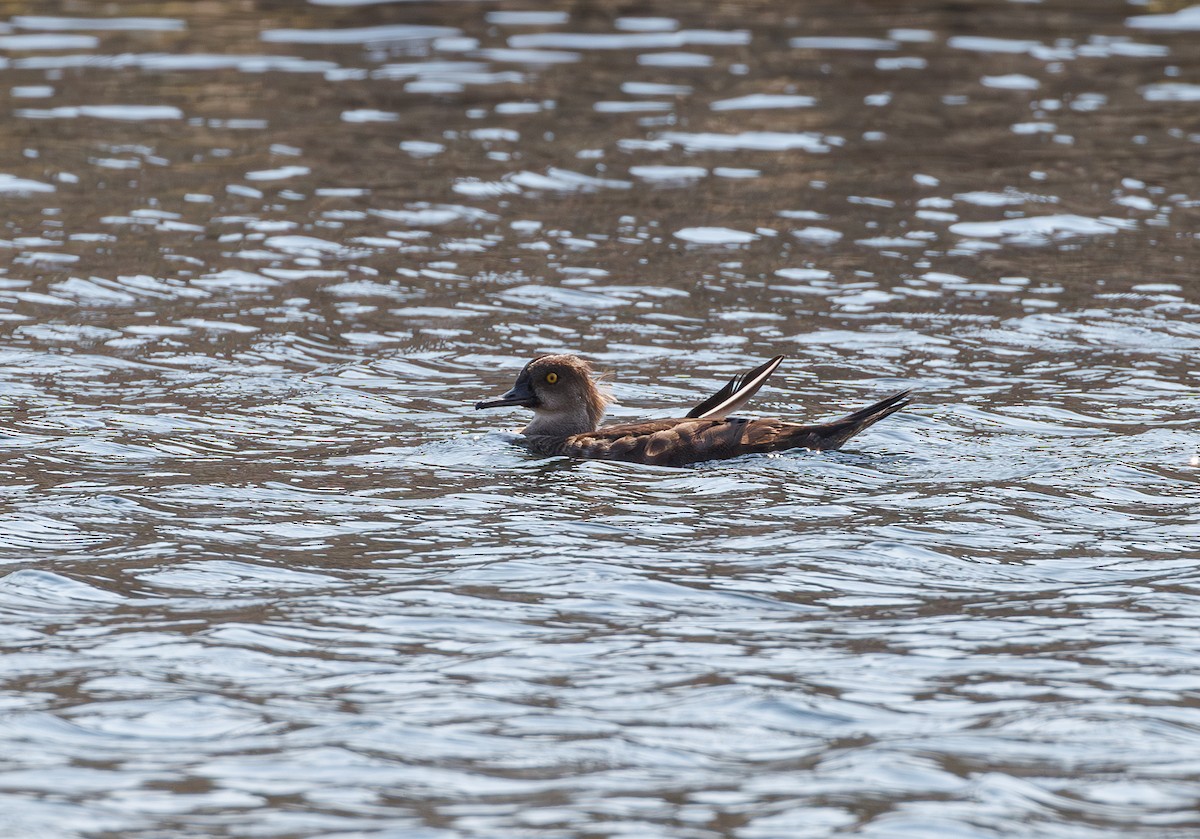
[475,354,611,436]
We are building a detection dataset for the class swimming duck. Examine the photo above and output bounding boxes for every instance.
[475,354,910,467]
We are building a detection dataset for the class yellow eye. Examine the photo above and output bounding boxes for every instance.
[545,372,558,384]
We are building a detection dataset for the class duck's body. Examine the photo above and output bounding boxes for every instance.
[476,354,910,468]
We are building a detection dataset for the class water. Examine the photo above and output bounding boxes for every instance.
[1,0,1199,836]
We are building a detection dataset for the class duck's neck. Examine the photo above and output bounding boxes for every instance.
[523,406,599,439]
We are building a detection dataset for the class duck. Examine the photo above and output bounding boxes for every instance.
[475,354,910,467]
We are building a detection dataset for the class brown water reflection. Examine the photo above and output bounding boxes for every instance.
[1,0,1199,837]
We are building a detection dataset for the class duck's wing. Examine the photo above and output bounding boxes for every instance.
[547,418,728,466]
[685,355,785,419]
[552,415,818,467]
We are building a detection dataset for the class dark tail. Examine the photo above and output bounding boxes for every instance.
[803,390,911,451]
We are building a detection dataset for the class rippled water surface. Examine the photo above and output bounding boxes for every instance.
[2,0,1199,836]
